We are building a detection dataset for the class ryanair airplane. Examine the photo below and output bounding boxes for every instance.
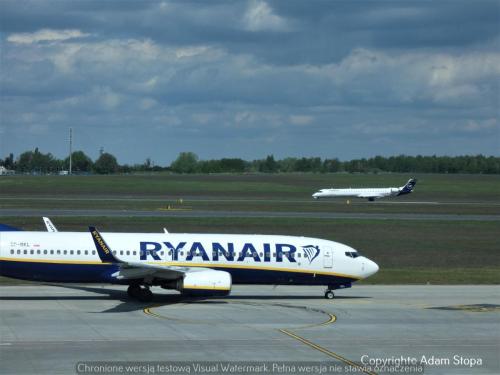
[312,178,417,201]
[0,219,379,302]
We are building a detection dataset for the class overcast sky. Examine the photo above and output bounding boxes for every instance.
[1,0,499,165]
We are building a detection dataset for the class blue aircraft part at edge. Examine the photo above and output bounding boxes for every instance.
[0,260,121,283]
[0,224,22,231]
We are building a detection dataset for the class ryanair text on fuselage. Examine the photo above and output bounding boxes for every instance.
[140,241,320,264]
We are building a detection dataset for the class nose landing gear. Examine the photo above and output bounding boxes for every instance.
[324,289,335,299]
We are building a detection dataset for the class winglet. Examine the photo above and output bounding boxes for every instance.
[89,226,120,263]
[43,217,58,232]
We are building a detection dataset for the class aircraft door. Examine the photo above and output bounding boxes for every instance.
[323,247,333,268]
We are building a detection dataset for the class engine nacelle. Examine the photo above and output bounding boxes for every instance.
[178,270,232,296]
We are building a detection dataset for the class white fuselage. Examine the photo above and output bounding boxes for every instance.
[313,178,417,201]
[0,231,378,286]
[313,187,400,199]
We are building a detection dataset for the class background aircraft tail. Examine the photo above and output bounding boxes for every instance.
[397,178,417,195]
[0,224,22,231]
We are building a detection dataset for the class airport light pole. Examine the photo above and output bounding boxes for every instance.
[69,127,72,175]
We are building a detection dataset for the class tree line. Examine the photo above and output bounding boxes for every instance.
[1,149,499,174]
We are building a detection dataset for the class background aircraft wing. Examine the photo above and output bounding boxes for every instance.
[356,192,386,199]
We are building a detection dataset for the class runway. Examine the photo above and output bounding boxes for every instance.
[1,208,499,221]
[0,285,498,374]
[3,195,500,205]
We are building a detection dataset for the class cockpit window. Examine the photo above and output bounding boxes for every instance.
[345,251,360,258]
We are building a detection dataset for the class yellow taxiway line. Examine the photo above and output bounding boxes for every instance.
[143,300,376,374]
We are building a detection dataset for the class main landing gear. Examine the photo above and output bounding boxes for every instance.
[324,289,335,299]
[127,284,154,302]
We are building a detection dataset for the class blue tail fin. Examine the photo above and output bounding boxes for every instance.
[397,178,417,196]
[0,224,22,231]
[89,226,120,263]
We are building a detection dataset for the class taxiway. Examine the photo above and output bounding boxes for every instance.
[1,208,499,221]
[0,285,498,374]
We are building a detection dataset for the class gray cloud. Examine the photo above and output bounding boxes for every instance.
[0,0,499,164]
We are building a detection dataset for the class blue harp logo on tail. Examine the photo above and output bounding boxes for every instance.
[302,245,320,264]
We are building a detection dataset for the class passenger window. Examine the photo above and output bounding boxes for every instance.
[92,250,96,255]
[70,250,74,255]
[30,250,34,254]
[120,251,123,255]
[63,250,67,255]
[126,251,130,256]
[297,253,301,258]
[17,250,20,254]
[76,250,80,255]
[37,250,40,254]
[113,251,117,255]
[10,250,14,254]
[133,251,136,256]
[43,250,47,255]
[50,250,54,255]
[85,250,88,255]
[24,250,27,254]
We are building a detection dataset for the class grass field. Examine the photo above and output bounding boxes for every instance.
[1,173,500,215]
[0,173,499,284]
[1,172,499,200]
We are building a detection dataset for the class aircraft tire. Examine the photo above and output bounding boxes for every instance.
[127,284,141,298]
[137,288,154,302]
[324,290,335,299]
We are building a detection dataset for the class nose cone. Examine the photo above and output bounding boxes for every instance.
[361,258,379,278]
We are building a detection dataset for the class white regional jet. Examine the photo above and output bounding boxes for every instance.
[0,219,379,301]
[312,178,417,201]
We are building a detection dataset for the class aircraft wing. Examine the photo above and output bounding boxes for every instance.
[89,226,209,281]
[356,192,387,199]
[113,261,213,280]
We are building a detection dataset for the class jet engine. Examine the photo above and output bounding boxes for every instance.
[176,269,232,296]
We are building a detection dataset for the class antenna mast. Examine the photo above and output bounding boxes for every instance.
[69,127,73,175]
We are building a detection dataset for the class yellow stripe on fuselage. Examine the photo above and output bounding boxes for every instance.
[0,257,359,280]
[151,261,360,280]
